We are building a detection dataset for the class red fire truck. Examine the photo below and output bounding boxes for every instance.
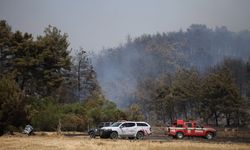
[165,120,216,140]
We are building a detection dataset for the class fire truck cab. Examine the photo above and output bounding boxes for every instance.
[166,120,216,140]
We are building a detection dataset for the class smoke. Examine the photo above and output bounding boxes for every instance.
[93,47,139,107]
[92,24,250,107]
[92,39,182,107]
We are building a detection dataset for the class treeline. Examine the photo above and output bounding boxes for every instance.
[0,20,131,135]
[134,59,250,127]
[94,24,250,127]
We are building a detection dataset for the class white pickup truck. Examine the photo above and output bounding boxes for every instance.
[100,121,151,139]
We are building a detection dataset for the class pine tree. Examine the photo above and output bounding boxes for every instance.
[201,67,241,126]
[0,20,12,75]
[0,75,27,135]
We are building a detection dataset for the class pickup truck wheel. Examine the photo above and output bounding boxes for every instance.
[176,132,184,139]
[205,132,213,140]
[89,131,96,138]
[136,131,144,140]
[110,132,118,139]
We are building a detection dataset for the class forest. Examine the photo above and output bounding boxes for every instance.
[0,21,250,135]
[94,24,250,126]
[0,20,128,135]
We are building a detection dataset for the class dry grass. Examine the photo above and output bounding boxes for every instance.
[0,136,250,150]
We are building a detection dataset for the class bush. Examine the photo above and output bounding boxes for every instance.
[125,104,144,121]
[60,103,86,131]
[61,114,86,131]
[0,75,28,135]
[31,98,62,131]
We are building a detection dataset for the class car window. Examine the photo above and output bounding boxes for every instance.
[111,122,121,127]
[98,123,104,128]
[176,124,183,127]
[185,123,192,127]
[137,123,148,127]
[104,122,111,127]
[121,123,135,127]
[196,124,202,128]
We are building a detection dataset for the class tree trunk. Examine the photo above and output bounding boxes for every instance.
[184,105,188,121]
[77,60,82,101]
[205,117,209,125]
[236,109,240,127]
[57,119,61,135]
[214,113,219,127]
[0,48,2,74]
[226,114,231,127]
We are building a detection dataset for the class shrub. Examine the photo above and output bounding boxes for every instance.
[0,75,27,135]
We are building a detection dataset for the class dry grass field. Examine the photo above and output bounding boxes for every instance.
[0,135,250,150]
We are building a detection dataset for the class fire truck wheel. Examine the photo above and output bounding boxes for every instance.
[110,132,118,139]
[205,132,213,140]
[176,132,184,139]
[136,131,144,140]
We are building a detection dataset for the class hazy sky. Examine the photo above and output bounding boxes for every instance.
[1,0,250,52]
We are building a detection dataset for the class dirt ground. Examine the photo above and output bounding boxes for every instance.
[0,135,250,150]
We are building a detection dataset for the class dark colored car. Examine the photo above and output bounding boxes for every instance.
[88,122,113,138]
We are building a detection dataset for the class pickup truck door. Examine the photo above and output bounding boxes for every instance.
[120,123,136,136]
[128,124,137,136]
[119,123,128,136]
[184,123,194,136]
[194,125,205,136]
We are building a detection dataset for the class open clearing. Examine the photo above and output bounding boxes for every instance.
[1,136,250,150]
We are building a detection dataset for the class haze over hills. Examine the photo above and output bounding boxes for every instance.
[93,24,250,107]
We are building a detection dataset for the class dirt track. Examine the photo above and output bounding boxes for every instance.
[59,129,250,144]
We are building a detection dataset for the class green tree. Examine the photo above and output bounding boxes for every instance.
[60,103,86,131]
[0,20,12,75]
[153,79,172,124]
[219,58,247,96]
[0,75,27,135]
[34,25,71,96]
[247,60,250,98]
[126,104,144,121]
[30,98,62,131]
[83,92,105,128]
[201,67,241,126]
[101,100,125,122]
[1,21,71,98]
[11,31,36,93]
[172,69,201,120]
